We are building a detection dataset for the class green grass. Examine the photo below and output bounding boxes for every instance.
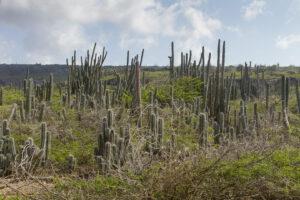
[143,147,300,199]
[0,195,22,200]
[1,70,300,199]
[42,175,140,199]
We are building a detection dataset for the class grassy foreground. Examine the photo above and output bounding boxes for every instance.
[0,69,299,200]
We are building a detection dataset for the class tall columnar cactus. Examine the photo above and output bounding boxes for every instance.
[213,121,221,144]
[255,66,260,98]
[253,102,259,130]
[214,40,221,117]
[47,73,54,102]
[198,113,207,146]
[266,83,269,111]
[109,129,116,144]
[229,127,236,141]
[0,87,3,106]
[95,116,129,172]
[169,41,175,80]
[285,77,289,109]
[39,103,46,122]
[281,75,286,111]
[67,43,107,97]
[107,110,113,129]
[157,118,164,149]
[238,100,248,135]
[40,122,47,151]
[219,41,226,113]
[125,50,130,80]
[40,122,51,164]
[23,79,27,96]
[195,97,201,115]
[66,154,76,172]
[117,137,125,166]
[2,120,9,136]
[81,94,86,112]
[134,60,142,113]
[296,80,300,113]
[281,75,290,128]
[149,113,157,153]
[0,121,16,176]
[20,101,25,123]
[124,125,130,148]
[105,90,110,110]
[67,75,71,107]
[205,53,211,86]
[219,112,225,134]
[105,141,113,168]
[0,136,16,176]
[25,78,33,120]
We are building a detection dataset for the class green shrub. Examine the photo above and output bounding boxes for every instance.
[142,77,202,105]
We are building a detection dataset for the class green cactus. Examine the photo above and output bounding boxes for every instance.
[124,125,130,148]
[0,135,16,176]
[253,102,259,130]
[198,113,207,146]
[107,110,113,129]
[39,103,46,122]
[0,87,3,106]
[66,154,76,172]
[169,41,175,80]
[229,127,236,141]
[157,118,164,149]
[20,101,25,123]
[266,83,269,111]
[109,129,116,144]
[117,138,125,166]
[40,122,51,164]
[213,121,221,144]
[281,75,286,111]
[296,80,300,113]
[48,73,54,102]
[104,142,112,170]
[133,60,142,113]
[2,120,9,136]
[105,90,110,110]
[285,77,289,109]
[219,112,225,134]
[25,78,33,120]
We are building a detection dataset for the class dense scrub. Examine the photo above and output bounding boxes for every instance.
[0,41,299,200]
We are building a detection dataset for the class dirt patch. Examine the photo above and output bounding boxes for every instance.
[0,178,53,198]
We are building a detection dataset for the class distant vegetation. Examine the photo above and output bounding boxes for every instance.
[0,41,299,199]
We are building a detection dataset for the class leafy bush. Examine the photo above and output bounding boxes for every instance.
[142,77,202,105]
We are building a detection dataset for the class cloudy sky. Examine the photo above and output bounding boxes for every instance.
[0,0,299,66]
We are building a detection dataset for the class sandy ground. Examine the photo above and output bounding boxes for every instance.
[0,178,53,198]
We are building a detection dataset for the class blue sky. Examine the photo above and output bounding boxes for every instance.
[0,0,300,66]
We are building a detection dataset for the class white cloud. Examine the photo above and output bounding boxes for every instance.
[0,36,15,63]
[243,0,266,20]
[120,34,157,49]
[183,7,221,39]
[276,34,300,49]
[226,26,241,34]
[0,0,222,64]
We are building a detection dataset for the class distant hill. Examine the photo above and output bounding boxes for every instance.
[0,64,68,86]
[0,64,167,86]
